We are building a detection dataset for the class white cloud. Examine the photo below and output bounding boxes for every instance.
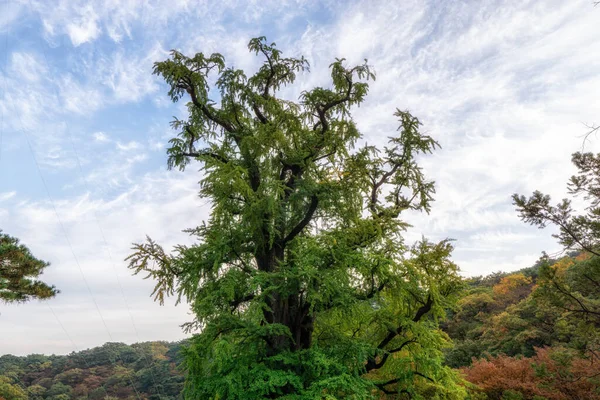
[148,139,165,151]
[65,4,101,46]
[116,140,142,151]
[0,191,16,201]
[283,0,600,276]
[93,131,110,142]
[101,46,164,102]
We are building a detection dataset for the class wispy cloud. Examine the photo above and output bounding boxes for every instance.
[1,170,204,354]
[1,0,600,354]
[93,131,110,142]
[0,2,23,33]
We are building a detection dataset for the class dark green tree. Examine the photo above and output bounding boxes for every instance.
[0,230,58,303]
[514,152,600,362]
[128,37,465,398]
[513,152,600,319]
[513,152,600,257]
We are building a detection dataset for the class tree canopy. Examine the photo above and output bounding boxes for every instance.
[513,151,600,375]
[127,37,465,398]
[514,151,600,258]
[0,230,58,303]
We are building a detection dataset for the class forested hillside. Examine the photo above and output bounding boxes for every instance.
[446,252,600,399]
[2,251,599,400]
[0,342,185,400]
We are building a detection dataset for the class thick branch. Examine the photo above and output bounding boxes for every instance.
[229,294,255,311]
[374,378,403,395]
[252,103,268,124]
[374,371,433,395]
[365,339,417,373]
[181,149,229,164]
[179,79,235,133]
[322,74,353,114]
[283,195,319,244]
[356,282,386,301]
[364,295,433,373]
[378,295,432,349]
[313,74,353,136]
[369,164,400,212]
[388,339,418,354]
[259,46,276,98]
[414,371,435,383]
[412,294,433,322]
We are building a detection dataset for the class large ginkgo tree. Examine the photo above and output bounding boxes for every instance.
[128,37,465,399]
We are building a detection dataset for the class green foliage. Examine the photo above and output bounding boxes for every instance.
[500,390,523,400]
[128,37,465,398]
[27,384,47,400]
[444,271,538,368]
[46,382,72,398]
[532,254,600,361]
[514,150,600,260]
[0,230,58,303]
[0,376,27,400]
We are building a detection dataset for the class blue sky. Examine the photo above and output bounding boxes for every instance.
[1,0,600,355]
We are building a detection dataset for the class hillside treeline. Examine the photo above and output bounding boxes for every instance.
[0,341,185,400]
[2,252,599,399]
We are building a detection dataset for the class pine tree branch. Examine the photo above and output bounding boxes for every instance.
[551,279,600,316]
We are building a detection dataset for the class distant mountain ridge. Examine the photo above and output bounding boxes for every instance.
[0,341,186,400]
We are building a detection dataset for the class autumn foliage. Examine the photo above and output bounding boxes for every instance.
[463,347,600,400]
